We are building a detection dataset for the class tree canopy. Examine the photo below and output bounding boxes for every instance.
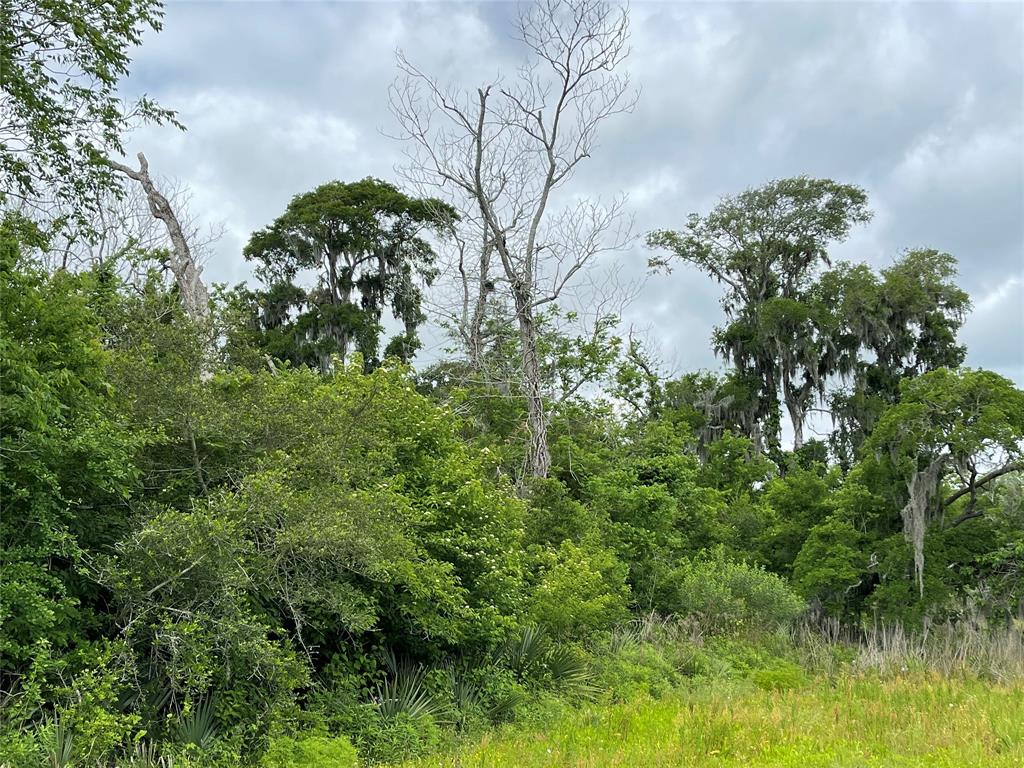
[647,177,873,456]
[0,0,179,226]
[242,178,455,371]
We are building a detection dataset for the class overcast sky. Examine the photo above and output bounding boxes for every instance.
[122,0,1024,387]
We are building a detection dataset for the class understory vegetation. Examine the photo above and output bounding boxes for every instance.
[393,674,1024,767]
[2,0,1023,766]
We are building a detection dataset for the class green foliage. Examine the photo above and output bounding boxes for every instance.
[102,278,215,509]
[668,549,806,633]
[392,676,1024,768]
[865,521,1007,625]
[698,429,774,496]
[1,223,145,764]
[748,660,807,691]
[526,540,630,638]
[647,176,872,456]
[99,359,531,754]
[375,661,448,725]
[3,230,1018,767]
[791,517,868,617]
[171,697,219,752]
[589,641,684,701]
[0,643,141,767]
[580,419,729,610]
[759,466,837,574]
[868,368,1024,481]
[262,733,358,768]
[865,367,1024,591]
[0,0,180,227]
[522,477,602,547]
[241,178,456,370]
[824,250,970,466]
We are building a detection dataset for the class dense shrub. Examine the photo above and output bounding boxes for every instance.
[792,517,868,617]
[590,642,683,700]
[526,540,631,637]
[668,548,806,633]
[262,734,359,768]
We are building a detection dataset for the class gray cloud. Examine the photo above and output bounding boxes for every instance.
[121,0,1023,384]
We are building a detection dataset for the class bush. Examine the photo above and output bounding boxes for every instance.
[262,733,358,768]
[590,643,682,700]
[669,548,805,633]
[0,728,44,768]
[355,711,445,765]
[792,517,867,618]
[526,540,630,637]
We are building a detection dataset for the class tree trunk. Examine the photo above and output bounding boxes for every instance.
[108,153,209,322]
[514,289,551,480]
[465,240,492,373]
[785,395,805,451]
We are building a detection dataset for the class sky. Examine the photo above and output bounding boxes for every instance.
[121,0,1024,388]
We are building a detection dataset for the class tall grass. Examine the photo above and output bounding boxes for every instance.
[616,612,1024,683]
[850,621,1024,681]
[393,676,1024,767]
[608,611,704,652]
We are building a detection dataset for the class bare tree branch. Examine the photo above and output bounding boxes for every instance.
[108,152,211,321]
[390,0,637,481]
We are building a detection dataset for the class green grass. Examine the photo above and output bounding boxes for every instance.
[394,676,1024,767]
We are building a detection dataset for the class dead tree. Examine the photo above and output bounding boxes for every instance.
[108,152,210,321]
[391,0,635,480]
[37,178,223,295]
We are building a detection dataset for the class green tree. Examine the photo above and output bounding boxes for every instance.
[0,0,179,225]
[584,420,726,611]
[759,466,838,575]
[99,358,530,751]
[823,250,970,468]
[791,517,867,618]
[864,368,1024,594]
[242,179,454,371]
[647,177,872,457]
[0,218,140,708]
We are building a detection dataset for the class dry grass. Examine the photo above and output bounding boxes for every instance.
[851,621,1024,682]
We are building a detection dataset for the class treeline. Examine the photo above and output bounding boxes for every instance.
[2,0,1023,766]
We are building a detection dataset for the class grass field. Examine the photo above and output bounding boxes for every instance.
[396,676,1024,768]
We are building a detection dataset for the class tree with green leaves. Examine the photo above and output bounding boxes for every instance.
[242,178,454,372]
[0,0,179,227]
[0,216,142,712]
[864,367,1024,594]
[823,249,970,468]
[647,177,872,456]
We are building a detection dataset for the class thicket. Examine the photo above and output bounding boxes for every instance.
[3,218,1022,766]
[2,0,1023,765]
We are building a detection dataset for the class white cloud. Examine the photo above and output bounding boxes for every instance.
[115,0,1023,386]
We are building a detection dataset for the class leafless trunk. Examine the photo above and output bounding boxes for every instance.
[108,152,210,321]
[463,224,494,373]
[782,380,806,451]
[512,281,551,477]
[390,0,635,480]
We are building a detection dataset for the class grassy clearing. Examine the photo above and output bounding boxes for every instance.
[396,676,1024,768]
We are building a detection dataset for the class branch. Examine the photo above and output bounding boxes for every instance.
[108,152,210,321]
[945,461,1023,527]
